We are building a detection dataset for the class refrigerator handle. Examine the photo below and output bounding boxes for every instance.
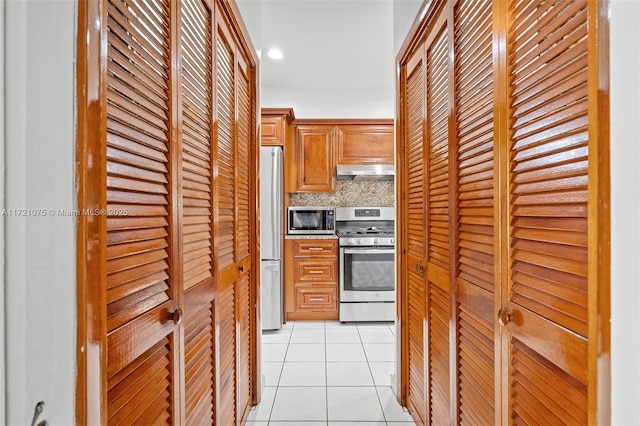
[271,150,281,258]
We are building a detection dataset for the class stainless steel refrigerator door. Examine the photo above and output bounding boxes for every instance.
[261,260,282,330]
[260,146,283,261]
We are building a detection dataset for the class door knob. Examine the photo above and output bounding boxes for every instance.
[170,307,183,325]
[497,308,511,326]
[239,265,246,272]
[415,263,424,275]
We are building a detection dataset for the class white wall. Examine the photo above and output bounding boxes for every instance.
[393,0,422,56]
[0,1,6,422]
[261,85,394,118]
[4,1,76,424]
[610,0,640,423]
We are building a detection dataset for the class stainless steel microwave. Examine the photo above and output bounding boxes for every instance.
[287,206,335,235]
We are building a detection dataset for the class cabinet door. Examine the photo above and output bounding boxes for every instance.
[261,115,284,146]
[337,124,394,165]
[400,45,427,424]
[295,125,336,192]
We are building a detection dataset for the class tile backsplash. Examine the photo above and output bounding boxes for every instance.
[290,180,394,207]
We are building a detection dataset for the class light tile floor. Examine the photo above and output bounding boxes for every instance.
[246,320,416,425]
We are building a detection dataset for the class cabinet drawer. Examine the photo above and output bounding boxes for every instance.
[293,239,337,257]
[295,286,337,312]
[294,259,337,283]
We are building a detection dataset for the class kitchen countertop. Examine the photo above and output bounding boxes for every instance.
[285,234,338,240]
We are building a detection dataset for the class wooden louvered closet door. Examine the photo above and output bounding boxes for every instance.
[215,15,238,425]
[181,0,216,424]
[213,7,256,424]
[77,0,259,423]
[397,0,608,423]
[423,15,451,425]
[235,52,255,422]
[503,0,592,423]
[401,46,427,425]
[104,0,179,423]
[452,0,496,424]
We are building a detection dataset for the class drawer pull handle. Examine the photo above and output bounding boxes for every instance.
[308,270,323,274]
[308,247,323,251]
[309,298,324,302]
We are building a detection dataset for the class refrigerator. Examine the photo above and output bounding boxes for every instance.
[260,146,284,330]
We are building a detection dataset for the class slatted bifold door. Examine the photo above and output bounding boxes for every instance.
[236,54,255,422]
[453,0,496,424]
[424,17,451,425]
[181,0,216,424]
[77,0,259,423]
[505,0,590,423]
[397,0,608,423]
[104,0,179,423]
[402,46,427,424]
[215,15,238,425]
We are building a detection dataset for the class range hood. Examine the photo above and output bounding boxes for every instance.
[336,164,395,181]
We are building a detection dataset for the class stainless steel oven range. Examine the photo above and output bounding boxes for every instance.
[336,207,395,322]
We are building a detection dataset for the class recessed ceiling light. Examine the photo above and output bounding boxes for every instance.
[267,48,283,60]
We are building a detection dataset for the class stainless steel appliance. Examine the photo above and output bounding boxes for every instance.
[260,146,284,330]
[336,164,394,181]
[336,207,395,322]
[287,206,336,235]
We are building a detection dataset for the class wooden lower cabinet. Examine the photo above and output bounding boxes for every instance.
[397,0,609,425]
[285,239,339,320]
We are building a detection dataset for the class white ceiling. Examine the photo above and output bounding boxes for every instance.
[258,1,394,89]
[236,0,422,116]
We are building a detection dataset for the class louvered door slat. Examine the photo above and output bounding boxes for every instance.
[182,0,213,293]
[107,338,172,424]
[427,28,450,273]
[428,283,450,424]
[507,0,590,421]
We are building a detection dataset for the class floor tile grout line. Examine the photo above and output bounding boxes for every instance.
[356,321,389,424]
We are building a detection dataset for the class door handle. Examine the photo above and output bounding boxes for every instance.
[31,401,47,426]
[239,265,246,272]
[497,308,511,326]
[415,263,424,275]
[170,307,183,326]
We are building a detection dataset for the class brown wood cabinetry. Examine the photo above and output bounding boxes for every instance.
[337,124,394,165]
[261,108,294,147]
[76,0,260,424]
[285,239,338,320]
[294,125,336,193]
[397,0,609,425]
[289,119,394,193]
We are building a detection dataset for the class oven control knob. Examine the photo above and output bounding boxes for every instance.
[391,239,395,245]
[373,238,379,245]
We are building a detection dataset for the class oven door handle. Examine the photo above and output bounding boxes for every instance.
[342,248,395,255]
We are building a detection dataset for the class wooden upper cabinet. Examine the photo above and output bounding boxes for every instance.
[337,123,394,165]
[294,125,336,193]
[261,108,294,147]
